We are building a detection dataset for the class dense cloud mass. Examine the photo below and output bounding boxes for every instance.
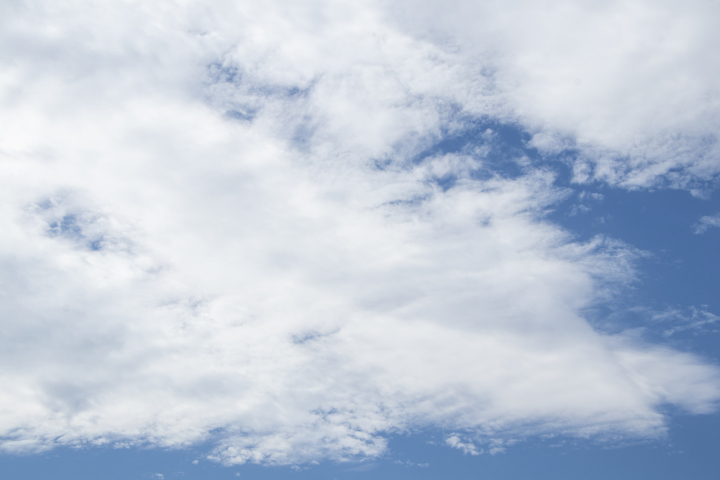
[1,0,719,465]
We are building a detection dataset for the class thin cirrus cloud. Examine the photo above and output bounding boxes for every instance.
[0,0,719,466]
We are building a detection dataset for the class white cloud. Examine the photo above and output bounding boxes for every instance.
[694,214,720,234]
[445,435,481,456]
[389,0,720,189]
[0,0,718,467]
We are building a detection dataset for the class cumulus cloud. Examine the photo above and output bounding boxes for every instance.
[0,0,719,466]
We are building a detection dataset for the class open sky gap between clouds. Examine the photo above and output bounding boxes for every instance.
[1,0,720,466]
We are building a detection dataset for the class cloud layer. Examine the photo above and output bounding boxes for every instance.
[1,0,719,465]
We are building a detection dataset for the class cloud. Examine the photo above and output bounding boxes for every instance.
[394,460,429,467]
[646,306,720,336]
[388,0,720,189]
[0,0,718,467]
[445,435,481,456]
[694,214,720,234]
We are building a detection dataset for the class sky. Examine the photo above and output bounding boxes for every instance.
[1,0,719,478]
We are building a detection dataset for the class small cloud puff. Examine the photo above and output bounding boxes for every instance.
[694,214,720,234]
[445,435,481,456]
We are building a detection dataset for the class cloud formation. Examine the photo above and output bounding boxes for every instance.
[694,214,720,234]
[0,0,719,466]
[390,0,720,189]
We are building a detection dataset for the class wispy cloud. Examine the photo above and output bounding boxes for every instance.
[445,435,481,456]
[648,306,720,336]
[694,214,720,234]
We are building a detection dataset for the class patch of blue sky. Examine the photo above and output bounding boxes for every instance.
[47,213,106,251]
[48,214,83,239]
[410,119,535,184]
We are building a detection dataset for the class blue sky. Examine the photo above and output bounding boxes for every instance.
[1,0,720,478]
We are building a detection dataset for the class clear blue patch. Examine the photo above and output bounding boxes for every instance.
[46,213,105,251]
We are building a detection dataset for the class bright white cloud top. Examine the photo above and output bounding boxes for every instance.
[1,0,719,466]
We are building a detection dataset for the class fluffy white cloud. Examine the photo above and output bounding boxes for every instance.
[0,0,718,466]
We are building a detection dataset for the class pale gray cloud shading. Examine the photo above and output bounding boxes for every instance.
[0,0,719,466]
